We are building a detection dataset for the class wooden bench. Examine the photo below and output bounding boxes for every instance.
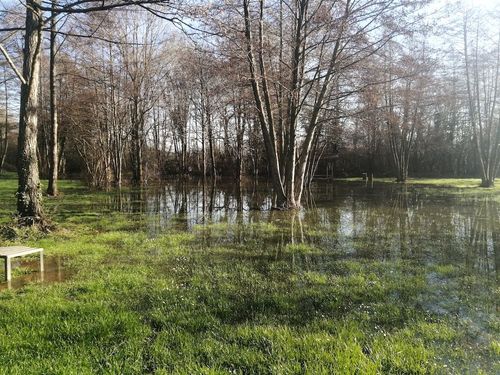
[0,246,44,281]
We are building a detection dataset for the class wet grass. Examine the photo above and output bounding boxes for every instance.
[338,177,500,193]
[0,177,498,373]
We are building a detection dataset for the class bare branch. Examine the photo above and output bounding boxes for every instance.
[0,43,26,84]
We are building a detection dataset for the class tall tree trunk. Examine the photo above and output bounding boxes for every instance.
[207,113,216,178]
[0,70,8,173]
[47,0,59,196]
[235,102,245,181]
[201,108,206,180]
[131,99,143,185]
[17,0,45,225]
[243,0,286,207]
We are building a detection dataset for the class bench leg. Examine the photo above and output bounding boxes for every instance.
[40,252,44,273]
[4,258,11,281]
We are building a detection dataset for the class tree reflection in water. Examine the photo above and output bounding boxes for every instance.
[97,180,499,282]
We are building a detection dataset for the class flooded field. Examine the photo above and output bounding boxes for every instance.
[85,181,499,281]
[0,179,498,373]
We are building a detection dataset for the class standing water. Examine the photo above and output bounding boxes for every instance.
[1,179,498,372]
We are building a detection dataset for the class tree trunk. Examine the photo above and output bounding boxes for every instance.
[235,104,245,181]
[201,109,206,180]
[0,70,8,173]
[0,115,7,173]
[207,113,216,178]
[17,0,45,225]
[47,0,59,196]
[131,99,143,185]
[243,0,286,208]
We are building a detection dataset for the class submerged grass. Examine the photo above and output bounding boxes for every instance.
[0,176,498,373]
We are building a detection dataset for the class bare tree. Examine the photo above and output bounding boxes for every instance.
[47,0,59,196]
[384,45,432,182]
[239,0,425,208]
[0,65,10,173]
[0,0,172,224]
[463,11,500,187]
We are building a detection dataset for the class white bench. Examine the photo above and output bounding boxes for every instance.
[0,246,44,281]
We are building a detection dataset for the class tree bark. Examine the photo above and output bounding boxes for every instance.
[0,69,8,173]
[130,98,143,185]
[207,112,216,178]
[17,0,45,225]
[243,0,287,207]
[47,0,59,196]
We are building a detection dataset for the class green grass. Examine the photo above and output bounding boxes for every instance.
[402,178,492,188]
[0,177,498,373]
[338,176,500,189]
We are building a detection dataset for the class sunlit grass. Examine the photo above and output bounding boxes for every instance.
[337,176,500,189]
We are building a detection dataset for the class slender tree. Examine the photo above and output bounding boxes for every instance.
[463,12,500,187]
[0,66,9,173]
[47,0,59,196]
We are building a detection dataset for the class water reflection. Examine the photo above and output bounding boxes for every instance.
[92,180,500,282]
[465,198,500,282]
[0,256,69,291]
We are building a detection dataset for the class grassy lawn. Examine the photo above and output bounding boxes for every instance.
[400,178,496,188]
[336,177,500,201]
[0,176,498,374]
[337,176,500,188]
